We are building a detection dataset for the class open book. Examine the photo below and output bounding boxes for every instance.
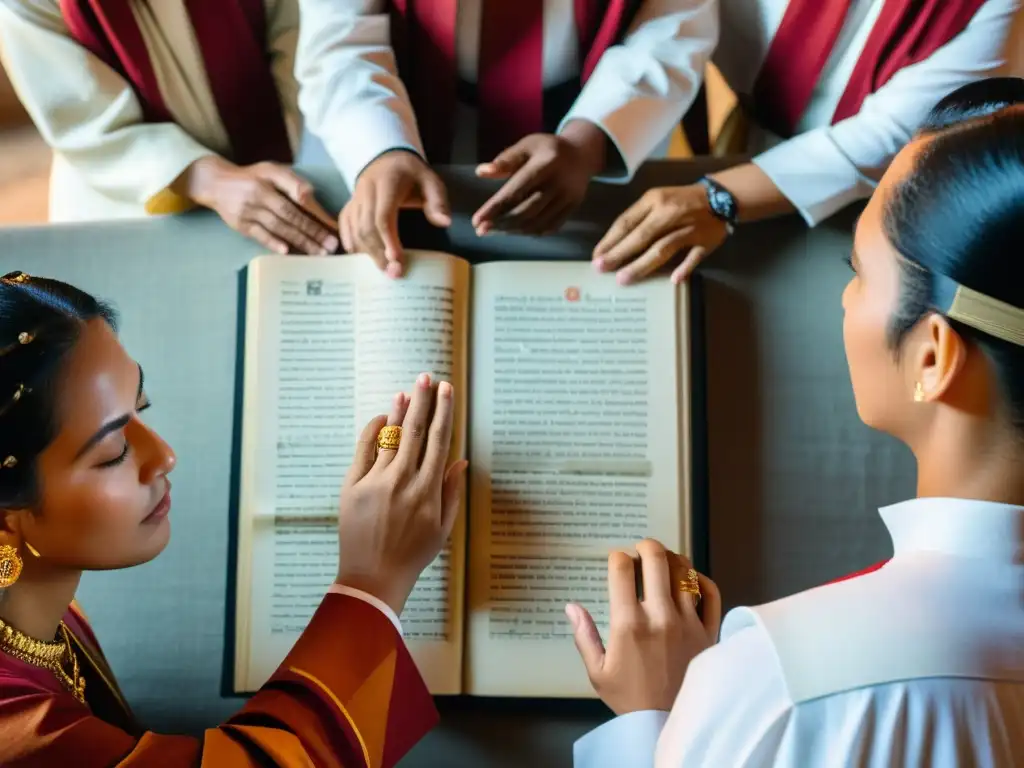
[233,251,693,697]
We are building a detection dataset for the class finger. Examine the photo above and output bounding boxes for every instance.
[670,246,708,284]
[566,602,606,680]
[475,143,531,181]
[356,185,391,271]
[617,228,693,286]
[344,414,388,485]
[536,198,577,236]
[244,221,289,255]
[373,391,409,471]
[594,198,654,261]
[419,379,455,481]
[440,459,468,538]
[599,212,676,273]
[635,539,675,616]
[395,372,434,470]
[251,203,325,257]
[374,183,405,275]
[299,191,339,232]
[339,206,355,254]
[420,172,452,228]
[472,161,551,230]
[696,572,722,641]
[490,190,550,234]
[607,550,640,626]
[258,166,339,252]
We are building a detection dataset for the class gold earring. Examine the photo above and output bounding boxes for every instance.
[913,382,925,402]
[23,541,40,558]
[0,544,23,588]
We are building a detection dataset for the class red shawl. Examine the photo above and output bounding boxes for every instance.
[60,0,292,165]
[389,0,643,162]
[752,0,990,138]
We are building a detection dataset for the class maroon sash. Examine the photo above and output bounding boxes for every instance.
[752,0,988,139]
[60,0,292,165]
[390,0,642,162]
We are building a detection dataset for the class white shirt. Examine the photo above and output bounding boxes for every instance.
[574,497,1024,767]
[716,0,1022,226]
[0,0,302,222]
[294,0,718,188]
[295,0,1021,227]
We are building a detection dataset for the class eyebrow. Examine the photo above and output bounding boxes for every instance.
[74,364,145,459]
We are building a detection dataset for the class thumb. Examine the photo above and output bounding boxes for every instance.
[476,143,530,179]
[440,459,468,537]
[420,172,452,228]
[566,603,605,678]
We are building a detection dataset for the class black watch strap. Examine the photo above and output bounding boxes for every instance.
[699,177,738,233]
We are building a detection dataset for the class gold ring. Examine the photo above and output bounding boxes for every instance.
[376,425,402,452]
[678,568,701,607]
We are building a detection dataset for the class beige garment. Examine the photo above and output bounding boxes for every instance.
[0,0,300,222]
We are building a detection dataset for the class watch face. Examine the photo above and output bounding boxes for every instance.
[704,180,736,224]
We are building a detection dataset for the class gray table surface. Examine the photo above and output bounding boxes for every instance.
[0,161,914,767]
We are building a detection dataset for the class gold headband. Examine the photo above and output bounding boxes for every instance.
[934,273,1024,347]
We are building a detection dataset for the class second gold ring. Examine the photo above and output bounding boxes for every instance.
[678,568,701,607]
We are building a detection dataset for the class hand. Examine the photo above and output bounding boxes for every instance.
[567,539,721,715]
[472,120,607,236]
[181,156,339,255]
[340,150,451,277]
[335,373,467,615]
[594,184,729,285]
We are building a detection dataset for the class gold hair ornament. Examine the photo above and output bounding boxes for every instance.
[0,382,30,421]
[0,330,35,359]
[0,272,30,285]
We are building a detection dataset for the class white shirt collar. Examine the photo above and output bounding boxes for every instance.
[880,497,1024,563]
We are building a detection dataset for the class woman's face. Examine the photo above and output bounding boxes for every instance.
[14,318,176,571]
[842,140,924,434]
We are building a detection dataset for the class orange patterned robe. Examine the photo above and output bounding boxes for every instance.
[0,594,438,766]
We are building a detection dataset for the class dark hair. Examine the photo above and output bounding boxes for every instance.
[883,77,1024,430]
[0,273,117,509]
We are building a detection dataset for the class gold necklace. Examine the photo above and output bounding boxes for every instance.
[0,615,86,704]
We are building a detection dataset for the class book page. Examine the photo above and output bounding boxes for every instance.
[466,262,690,697]
[234,251,470,695]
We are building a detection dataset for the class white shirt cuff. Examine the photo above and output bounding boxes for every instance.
[318,103,425,192]
[752,128,877,227]
[558,88,667,184]
[327,584,403,637]
[573,709,669,767]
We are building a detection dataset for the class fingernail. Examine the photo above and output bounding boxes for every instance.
[394,392,404,407]
[387,262,402,279]
[565,604,580,629]
[616,271,631,286]
[438,381,452,399]
[324,236,339,252]
[593,258,605,272]
[417,373,431,389]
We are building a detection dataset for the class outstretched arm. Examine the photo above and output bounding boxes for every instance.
[0,593,436,768]
[294,0,424,191]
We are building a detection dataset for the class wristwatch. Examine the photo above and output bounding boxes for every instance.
[699,176,738,235]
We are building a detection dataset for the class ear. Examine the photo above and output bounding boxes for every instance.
[0,507,24,542]
[910,314,968,402]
